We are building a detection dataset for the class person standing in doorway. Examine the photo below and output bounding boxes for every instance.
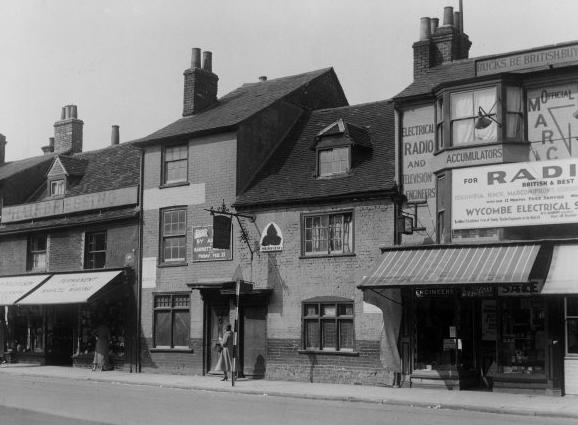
[92,321,111,371]
[216,324,233,381]
[0,318,7,366]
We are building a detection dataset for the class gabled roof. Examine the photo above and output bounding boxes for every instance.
[134,68,344,145]
[0,154,55,183]
[311,119,372,150]
[234,100,396,208]
[56,156,89,176]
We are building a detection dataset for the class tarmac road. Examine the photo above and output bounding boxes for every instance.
[0,374,575,425]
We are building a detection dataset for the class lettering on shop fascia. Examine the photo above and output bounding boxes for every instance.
[476,43,578,76]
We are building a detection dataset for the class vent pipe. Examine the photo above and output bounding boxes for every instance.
[111,125,120,145]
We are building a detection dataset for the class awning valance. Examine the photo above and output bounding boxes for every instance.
[542,244,578,294]
[0,275,50,305]
[358,243,541,289]
[187,279,255,294]
[16,270,124,305]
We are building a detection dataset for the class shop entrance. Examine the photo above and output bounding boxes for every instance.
[45,305,75,365]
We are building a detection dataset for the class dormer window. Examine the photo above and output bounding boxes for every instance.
[50,179,65,197]
[319,147,350,177]
[312,119,371,178]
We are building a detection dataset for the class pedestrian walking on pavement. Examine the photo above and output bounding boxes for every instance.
[0,318,7,366]
[92,321,111,371]
[216,324,233,381]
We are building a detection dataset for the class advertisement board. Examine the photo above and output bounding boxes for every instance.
[452,158,578,229]
[192,225,232,261]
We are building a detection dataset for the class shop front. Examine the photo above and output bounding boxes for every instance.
[359,241,567,394]
[188,279,270,378]
[1,269,134,369]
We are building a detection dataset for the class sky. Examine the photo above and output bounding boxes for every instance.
[1,0,578,161]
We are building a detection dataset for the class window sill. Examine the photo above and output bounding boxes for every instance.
[298,350,359,357]
[157,262,188,268]
[316,172,351,180]
[149,347,193,353]
[434,140,502,155]
[299,253,356,260]
[159,181,190,189]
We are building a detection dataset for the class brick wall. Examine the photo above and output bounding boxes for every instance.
[0,236,27,274]
[565,358,578,395]
[141,337,204,375]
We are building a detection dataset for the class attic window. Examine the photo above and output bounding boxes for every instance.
[318,147,350,177]
[50,179,65,197]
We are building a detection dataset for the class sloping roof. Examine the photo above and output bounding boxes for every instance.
[234,100,396,208]
[135,68,339,144]
[57,156,89,176]
[0,154,55,182]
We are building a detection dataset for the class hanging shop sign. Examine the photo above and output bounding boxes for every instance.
[528,83,578,160]
[452,158,578,229]
[193,225,232,262]
[260,222,283,252]
[476,42,578,76]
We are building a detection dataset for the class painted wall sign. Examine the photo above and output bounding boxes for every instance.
[434,145,503,170]
[402,105,436,202]
[528,83,578,161]
[498,281,544,296]
[192,225,232,262]
[476,43,578,76]
[260,222,283,252]
[452,158,578,229]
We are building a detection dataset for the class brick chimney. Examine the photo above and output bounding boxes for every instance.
[182,48,219,116]
[53,105,83,154]
[41,137,55,155]
[413,5,471,79]
[0,133,6,164]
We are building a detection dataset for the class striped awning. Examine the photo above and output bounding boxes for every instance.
[542,244,578,294]
[358,243,541,288]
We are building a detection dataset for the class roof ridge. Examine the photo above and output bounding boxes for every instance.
[313,99,393,114]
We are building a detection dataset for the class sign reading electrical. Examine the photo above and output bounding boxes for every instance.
[452,158,578,229]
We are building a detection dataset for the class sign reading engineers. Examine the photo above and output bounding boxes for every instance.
[452,158,578,229]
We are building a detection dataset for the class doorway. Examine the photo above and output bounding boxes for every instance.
[45,305,75,365]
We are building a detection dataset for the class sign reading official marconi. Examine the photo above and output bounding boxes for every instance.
[452,158,578,230]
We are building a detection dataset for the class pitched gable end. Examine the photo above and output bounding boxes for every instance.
[47,157,67,178]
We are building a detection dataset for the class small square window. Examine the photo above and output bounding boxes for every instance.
[318,147,349,177]
[50,179,65,197]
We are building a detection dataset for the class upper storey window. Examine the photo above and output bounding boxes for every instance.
[163,144,188,185]
[319,147,350,177]
[450,88,497,145]
[50,179,65,197]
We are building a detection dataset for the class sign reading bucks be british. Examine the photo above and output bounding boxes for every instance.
[452,158,578,229]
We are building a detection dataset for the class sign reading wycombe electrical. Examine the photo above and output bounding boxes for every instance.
[476,43,578,76]
[452,158,578,230]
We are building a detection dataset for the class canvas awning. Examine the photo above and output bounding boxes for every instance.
[358,243,541,289]
[16,270,124,305]
[187,279,255,294]
[542,244,578,294]
[0,274,50,305]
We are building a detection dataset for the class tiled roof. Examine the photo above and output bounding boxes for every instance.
[234,100,396,208]
[134,68,341,144]
[0,154,55,182]
[63,143,140,196]
[394,59,476,99]
[57,156,89,176]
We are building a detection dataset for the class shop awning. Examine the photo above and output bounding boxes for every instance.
[358,243,541,288]
[187,279,255,294]
[16,270,124,305]
[542,244,578,294]
[0,274,50,305]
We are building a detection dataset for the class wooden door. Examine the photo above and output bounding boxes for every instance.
[242,306,267,377]
[208,304,230,373]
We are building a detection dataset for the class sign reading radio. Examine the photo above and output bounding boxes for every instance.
[401,106,436,201]
[452,158,578,230]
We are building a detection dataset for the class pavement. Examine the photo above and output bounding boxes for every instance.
[1,364,578,419]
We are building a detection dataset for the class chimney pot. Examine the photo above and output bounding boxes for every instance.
[259,76,267,82]
[191,48,201,69]
[430,17,439,34]
[49,137,55,147]
[111,125,120,145]
[61,107,66,120]
[443,6,454,26]
[419,17,432,41]
[202,51,212,72]
[0,133,6,164]
[454,11,462,32]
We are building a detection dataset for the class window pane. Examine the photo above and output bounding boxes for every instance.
[568,298,578,316]
[32,253,46,271]
[322,321,336,350]
[304,304,318,317]
[154,311,171,346]
[321,305,336,317]
[506,87,523,113]
[164,236,186,261]
[155,295,171,308]
[568,318,578,354]
[339,320,354,350]
[338,304,353,316]
[165,159,187,183]
[452,119,474,145]
[173,311,190,347]
[506,113,523,139]
[474,119,497,142]
[305,320,320,349]
[450,92,473,119]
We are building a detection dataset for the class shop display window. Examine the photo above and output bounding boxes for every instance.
[11,306,44,353]
[566,297,578,355]
[498,298,545,376]
[76,300,127,358]
[414,297,456,370]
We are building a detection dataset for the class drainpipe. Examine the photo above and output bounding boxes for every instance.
[136,149,145,373]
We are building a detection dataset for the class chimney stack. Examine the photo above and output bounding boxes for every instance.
[258,76,267,82]
[53,104,83,154]
[183,48,219,116]
[111,125,120,145]
[0,133,6,164]
[412,5,471,79]
[41,137,55,155]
